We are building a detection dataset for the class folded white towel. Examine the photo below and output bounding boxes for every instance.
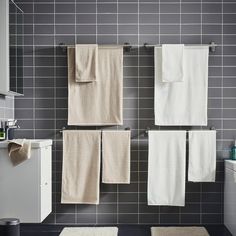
[155,46,209,126]
[162,44,184,82]
[75,44,98,82]
[188,130,216,182]
[148,131,187,206]
[59,227,118,236]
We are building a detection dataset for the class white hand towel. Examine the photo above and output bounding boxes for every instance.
[155,46,209,126]
[148,131,187,206]
[188,130,216,182]
[162,44,184,82]
[75,44,98,82]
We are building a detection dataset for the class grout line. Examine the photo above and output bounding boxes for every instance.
[53,0,57,224]
[137,0,140,225]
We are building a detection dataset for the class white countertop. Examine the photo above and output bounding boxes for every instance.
[0,139,53,149]
[225,159,236,172]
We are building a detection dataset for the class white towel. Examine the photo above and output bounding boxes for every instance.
[162,44,184,82]
[148,131,187,206]
[75,44,98,82]
[59,227,118,236]
[155,46,209,126]
[188,130,216,182]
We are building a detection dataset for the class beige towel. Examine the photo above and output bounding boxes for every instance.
[59,227,118,236]
[68,46,123,126]
[102,130,131,184]
[75,44,98,82]
[61,130,101,204]
[8,139,31,166]
[151,227,209,236]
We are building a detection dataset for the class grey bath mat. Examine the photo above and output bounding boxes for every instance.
[151,227,210,236]
[59,227,118,236]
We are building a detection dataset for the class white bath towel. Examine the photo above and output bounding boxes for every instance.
[151,227,210,236]
[188,130,216,182]
[61,130,101,204]
[148,131,187,206]
[59,227,118,236]
[75,44,98,82]
[162,44,184,82]
[155,46,209,126]
[102,130,131,184]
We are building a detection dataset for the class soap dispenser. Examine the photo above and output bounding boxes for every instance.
[231,140,236,160]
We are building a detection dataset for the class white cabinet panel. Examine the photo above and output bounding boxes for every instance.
[0,143,52,223]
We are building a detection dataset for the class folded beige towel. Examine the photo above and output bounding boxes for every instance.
[59,227,118,236]
[151,227,209,236]
[68,46,123,126]
[8,139,31,166]
[61,130,101,204]
[75,44,98,82]
[102,130,131,184]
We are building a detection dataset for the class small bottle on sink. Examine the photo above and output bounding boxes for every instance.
[0,121,6,141]
[231,140,236,161]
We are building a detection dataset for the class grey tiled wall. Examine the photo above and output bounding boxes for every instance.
[0,96,14,121]
[14,0,236,225]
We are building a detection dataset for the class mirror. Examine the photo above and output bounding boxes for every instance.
[9,0,24,95]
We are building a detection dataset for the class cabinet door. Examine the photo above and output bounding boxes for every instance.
[0,148,40,223]
[40,146,52,221]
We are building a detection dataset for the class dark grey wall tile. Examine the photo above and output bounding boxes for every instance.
[11,0,234,226]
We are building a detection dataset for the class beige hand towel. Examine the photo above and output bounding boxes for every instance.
[68,46,123,126]
[59,227,118,236]
[75,44,98,82]
[102,130,131,184]
[61,130,101,204]
[8,139,31,166]
[151,227,209,236]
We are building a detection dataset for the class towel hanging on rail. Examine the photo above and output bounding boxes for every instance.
[188,130,216,182]
[155,46,209,126]
[61,130,101,204]
[75,44,98,83]
[67,46,123,126]
[102,130,131,184]
[148,130,187,206]
[161,44,184,83]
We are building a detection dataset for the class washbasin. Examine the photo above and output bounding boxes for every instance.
[0,139,53,149]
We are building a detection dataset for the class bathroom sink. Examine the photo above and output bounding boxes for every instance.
[0,139,53,149]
